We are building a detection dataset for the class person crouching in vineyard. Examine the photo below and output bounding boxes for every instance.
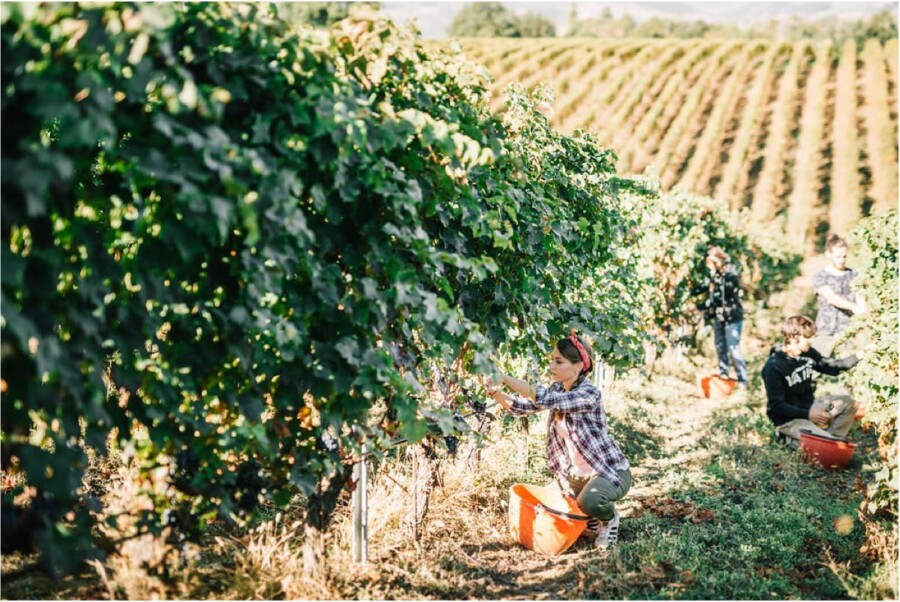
[763,315,860,448]
[690,246,749,389]
[485,331,632,549]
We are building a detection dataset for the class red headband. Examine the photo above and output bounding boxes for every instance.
[569,329,591,371]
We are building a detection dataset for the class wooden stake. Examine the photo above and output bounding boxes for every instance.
[351,444,368,564]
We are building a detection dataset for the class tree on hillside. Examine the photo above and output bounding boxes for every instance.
[702,22,744,39]
[632,17,672,38]
[755,14,897,46]
[518,12,556,37]
[567,12,636,38]
[567,4,580,33]
[280,2,380,27]
[448,2,522,37]
[830,10,897,47]
[853,10,898,44]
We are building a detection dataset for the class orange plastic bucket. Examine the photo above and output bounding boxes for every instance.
[799,432,857,470]
[697,373,737,400]
[508,483,589,556]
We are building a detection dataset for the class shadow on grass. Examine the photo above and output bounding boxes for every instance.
[607,414,663,464]
[425,543,603,599]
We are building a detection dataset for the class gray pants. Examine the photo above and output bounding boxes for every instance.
[776,395,857,448]
[551,468,633,521]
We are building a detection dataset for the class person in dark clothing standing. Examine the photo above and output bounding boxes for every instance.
[762,315,859,447]
[691,246,748,387]
[812,234,867,356]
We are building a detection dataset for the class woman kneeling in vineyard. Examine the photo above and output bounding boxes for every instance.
[486,331,632,549]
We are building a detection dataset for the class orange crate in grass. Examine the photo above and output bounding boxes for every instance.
[697,373,738,399]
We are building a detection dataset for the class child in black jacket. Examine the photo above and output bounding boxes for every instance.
[763,315,859,447]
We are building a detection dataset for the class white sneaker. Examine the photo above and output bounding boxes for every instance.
[595,511,620,549]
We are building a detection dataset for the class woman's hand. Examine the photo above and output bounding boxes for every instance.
[482,377,515,411]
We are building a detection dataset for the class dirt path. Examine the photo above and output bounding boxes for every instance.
[622,377,735,502]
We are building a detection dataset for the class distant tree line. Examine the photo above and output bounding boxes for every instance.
[446,3,896,47]
[567,6,897,48]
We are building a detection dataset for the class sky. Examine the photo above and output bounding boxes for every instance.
[379,2,897,38]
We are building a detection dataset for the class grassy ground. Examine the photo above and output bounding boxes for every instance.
[3,331,889,600]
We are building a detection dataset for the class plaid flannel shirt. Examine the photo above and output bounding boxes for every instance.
[508,379,630,486]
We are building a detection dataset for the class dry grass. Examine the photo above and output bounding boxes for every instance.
[198,513,334,600]
[322,431,557,599]
[156,427,559,600]
[74,426,542,600]
[82,447,199,600]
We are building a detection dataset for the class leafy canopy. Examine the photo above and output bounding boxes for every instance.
[838,211,898,517]
[2,2,631,573]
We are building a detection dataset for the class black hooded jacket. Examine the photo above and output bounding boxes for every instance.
[762,345,859,426]
[691,264,744,324]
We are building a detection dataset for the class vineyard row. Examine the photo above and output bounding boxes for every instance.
[459,38,899,250]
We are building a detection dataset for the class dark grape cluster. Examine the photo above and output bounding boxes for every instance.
[172,448,200,495]
[444,435,459,456]
[164,501,204,542]
[442,411,469,457]
[464,387,487,420]
[232,460,266,512]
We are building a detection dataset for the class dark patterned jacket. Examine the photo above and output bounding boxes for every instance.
[691,264,744,324]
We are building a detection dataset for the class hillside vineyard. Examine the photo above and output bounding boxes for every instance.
[456,38,898,254]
